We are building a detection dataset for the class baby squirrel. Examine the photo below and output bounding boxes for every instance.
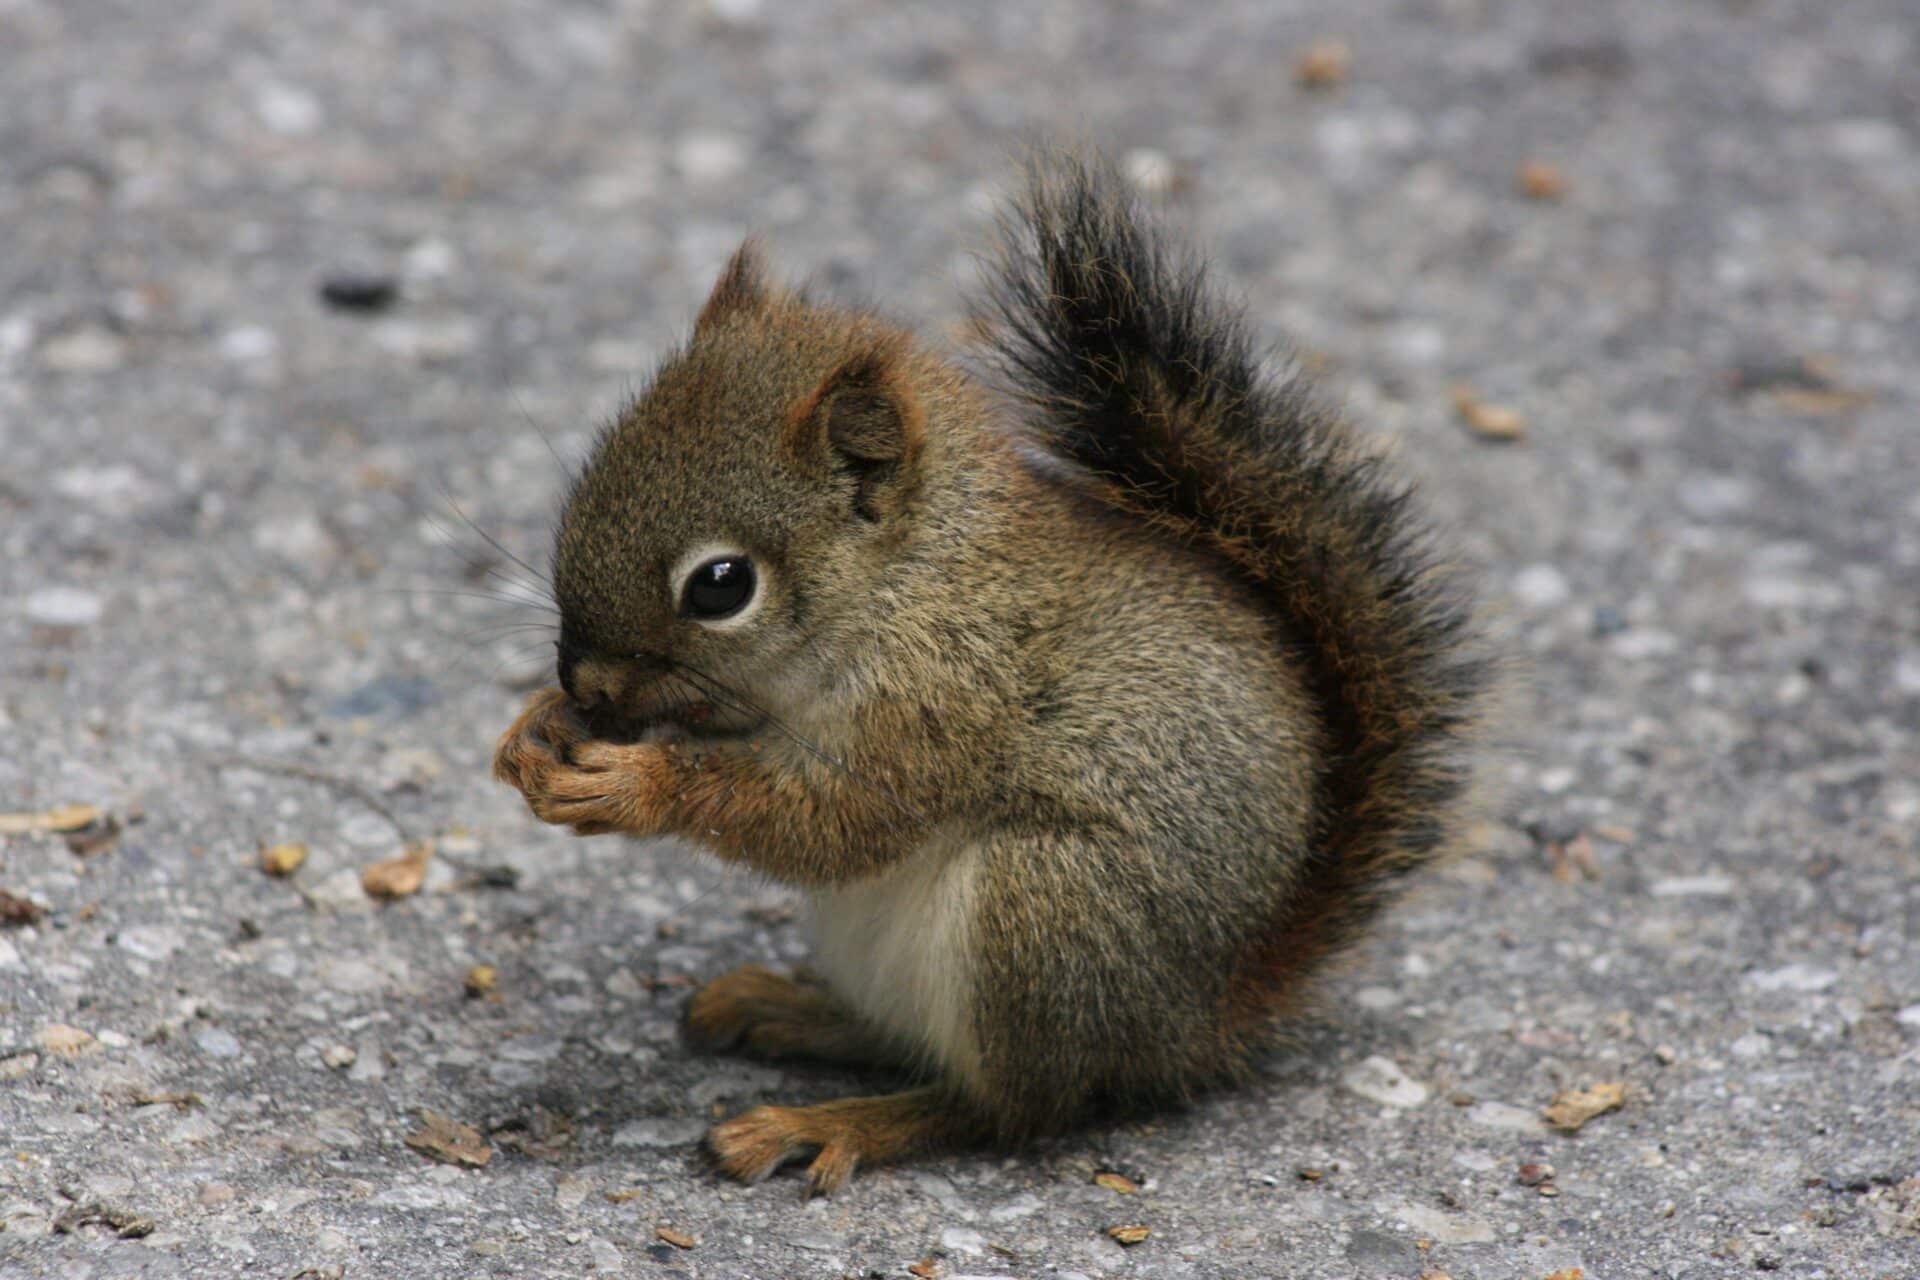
[493,154,1488,1194]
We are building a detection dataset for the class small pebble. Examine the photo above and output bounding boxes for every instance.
[1341,1055,1429,1108]
[194,1027,242,1059]
[322,1043,358,1070]
[674,132,749,183]
[25,587,104,627]
[255,81,323,135]
[1517,160,1570,200]
[39,325,126,373]
[319,274,400,313]
[260,842,309,877]
[38,1024,97,1056]
[1296,40,1351,89]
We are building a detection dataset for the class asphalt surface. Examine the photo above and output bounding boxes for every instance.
[3,1,1918,1277]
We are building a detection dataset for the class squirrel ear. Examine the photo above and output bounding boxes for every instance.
[789,346,925,521]
[695,240,771,334]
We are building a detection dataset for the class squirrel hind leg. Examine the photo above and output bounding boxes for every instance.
[683,964,904,1069]
[708,1086,981,1196]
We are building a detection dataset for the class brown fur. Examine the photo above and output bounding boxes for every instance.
[493,154,1489,1191]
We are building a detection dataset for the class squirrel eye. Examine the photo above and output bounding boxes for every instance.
[681,556,756,621]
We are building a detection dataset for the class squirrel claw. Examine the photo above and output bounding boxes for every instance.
[706,1104,858,1195]
[707,1087,959,1195]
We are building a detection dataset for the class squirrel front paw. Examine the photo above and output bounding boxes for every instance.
[492,688,675,836]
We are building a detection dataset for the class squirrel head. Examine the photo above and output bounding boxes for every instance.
[549,242,940,736]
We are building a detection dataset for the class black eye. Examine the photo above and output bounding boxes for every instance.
[682,556,756,620]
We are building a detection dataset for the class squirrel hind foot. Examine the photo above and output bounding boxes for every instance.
[707,1087,972,1196]
[683,964,905,1069]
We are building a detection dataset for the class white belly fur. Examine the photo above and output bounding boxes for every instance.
[806,828,984,1091]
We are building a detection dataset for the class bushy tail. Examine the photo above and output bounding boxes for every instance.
[978,154,1489,1013]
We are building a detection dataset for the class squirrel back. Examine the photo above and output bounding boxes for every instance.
[979,156,1490,1026]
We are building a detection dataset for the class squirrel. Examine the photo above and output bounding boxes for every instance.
[492,152,1489,1195]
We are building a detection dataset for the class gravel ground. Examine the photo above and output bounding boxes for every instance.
[4,1,1918,1277]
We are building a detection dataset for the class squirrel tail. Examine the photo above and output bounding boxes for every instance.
[979,153,1491,1020]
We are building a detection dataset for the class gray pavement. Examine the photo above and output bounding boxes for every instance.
[3,1,1918,1276]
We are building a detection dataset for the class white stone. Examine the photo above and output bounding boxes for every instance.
[555,1174,591,1211]
[1466,1100,1545,1134]
[404,237,458,280]
[1650,874,1736,898]
[117,925,184,960]
[1122,147,1176,196]
[1893,652,1920,694]
[370,1182,469,1211]
[611,1117,704,1148]
[1676,472,1752,520]
[1393,1203,1496,1244]
[987,1192,1042,1222]
[53,464,145,504]
[39,325,126,373]
[308,867,374,912]
[219,325,279,363]
[1610,629,1679,659]
[195,1027,243,1059]
[939,1227,987,1256]
[1341,1055,1428,1108]
[25,586,104,626]
[318,955,385,993]
[1829,117,1905,161]
[256,81,323,136]
[1538,766,1578,794]
[674,132,749,183]
[1894,1003,1920,1028]
[1743,572,1846,611]
[586,1237,623,1272]
[706,0,762,21]
[498,1035,564,1063]
[0,937,19,969]
[1512,563,1572,609]
[253,511,336,569]
[1748,963,1838,993]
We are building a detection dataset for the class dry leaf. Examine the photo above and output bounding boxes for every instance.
[0,889,47,926]
[1517,161,1570,200]
[39,1024,97,1056]
[1543,1081,1627,1132]
[1771,387,1870,416]
[362,839,434,899]
[654,1226,697,1250]
[130,1091,203,1110]
[464,964,498,998]
[605,1189,644,1204]
[64,813,121,856]
[908,1260,940,1279]
[1094,1171,1141,1195]
[1296,40,1351,89]
[1544,1270,1586,1280]
[404,1110,492,1167]
[1108,1224,1152,1246]
[0,803,102,835]
[54,1202,155,1238]
[260,842,309,877]
[1453,387,1527,441]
